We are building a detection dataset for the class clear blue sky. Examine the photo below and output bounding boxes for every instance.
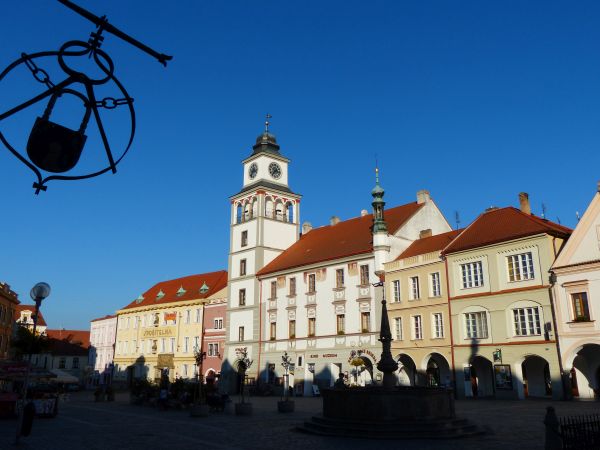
[1,1,599,329]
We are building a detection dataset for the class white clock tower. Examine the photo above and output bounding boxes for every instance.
[224,120,301,387]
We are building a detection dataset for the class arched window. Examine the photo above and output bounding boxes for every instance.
[236,203,243,224]
[275,201,283,221]
[243,201,251,220]
[252,198,258,218]
[265,197,274,218]
[286,202,294,223]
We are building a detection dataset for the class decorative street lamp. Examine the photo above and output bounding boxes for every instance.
[15,282,51,443]
[0,0,172,193]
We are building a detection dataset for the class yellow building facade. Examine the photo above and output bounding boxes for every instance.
[113,271,228,383]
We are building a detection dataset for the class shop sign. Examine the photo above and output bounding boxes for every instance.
[309,354,319,358]
[157,354,174,369]
[494,364,513,390]
[347,349,377,363]
[322,353,338,358]
[142,327,174,338]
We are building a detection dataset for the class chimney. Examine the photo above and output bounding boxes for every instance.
[330,216,340,226]
[302,222,313,235]
[519,192,531,215]
[360,209,368,217]
[417,190,430,204]
[419,229,432,239]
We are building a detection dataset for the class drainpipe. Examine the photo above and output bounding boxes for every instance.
[443,255,458,397]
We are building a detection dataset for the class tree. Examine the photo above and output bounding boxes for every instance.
[235,349,253,404]
[10,326,49,360]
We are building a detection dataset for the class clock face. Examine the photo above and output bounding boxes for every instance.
[248,163,258,179]
[269,162,282,179]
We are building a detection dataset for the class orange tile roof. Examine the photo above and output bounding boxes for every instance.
[90,314,116,322]
[46,329,90,350]
[120,270,228,311]
[15,305,47,326]
[258,202,424,276]
[398,229,463,260]
[442,207,572,254]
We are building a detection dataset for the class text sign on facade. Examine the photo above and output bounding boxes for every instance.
[142,327,175,338]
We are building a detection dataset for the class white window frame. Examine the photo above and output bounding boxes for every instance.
[461,261,484,289]
[464,311,488,339]
[410,276,420,300]
[184,336,189,353]
[507,252,535,282]
[394,317,403,340]
[392,280,401,303]
[412,315,423,340]
[430,272,441,297]
[512,306,541,336]
[432,313,444,338]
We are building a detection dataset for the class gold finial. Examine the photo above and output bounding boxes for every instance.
[265,113,272,133]
[375,154,380,184]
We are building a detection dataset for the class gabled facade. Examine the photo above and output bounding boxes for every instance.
[15,304,47,334]
[255,182,451,394]
[113,271,228,383]
[551,182,600,399]
[384,229,462,388]
[443,194,571,400]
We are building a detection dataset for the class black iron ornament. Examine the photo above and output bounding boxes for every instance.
[0,0,172,193]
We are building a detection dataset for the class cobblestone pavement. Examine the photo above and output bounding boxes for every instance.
[0,392,598,450]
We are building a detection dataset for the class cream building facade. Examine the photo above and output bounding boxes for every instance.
[444,197,571,400]
[384,229,461,388]
[113,271,228,383]
[89,314,117,385]
[551,183,600,399]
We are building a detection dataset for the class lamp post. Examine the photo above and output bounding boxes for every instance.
[15,282,51,443]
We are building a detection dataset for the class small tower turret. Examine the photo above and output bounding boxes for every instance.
[371,167,390,274]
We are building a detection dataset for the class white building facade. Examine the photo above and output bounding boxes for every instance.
[89,315,117,385]
[551,183,600,399]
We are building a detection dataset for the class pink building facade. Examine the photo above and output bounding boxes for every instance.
[201,298,226,381]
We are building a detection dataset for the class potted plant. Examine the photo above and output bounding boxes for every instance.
[190,347,209,417]
[234,349,253,416]
[277,352,295,413]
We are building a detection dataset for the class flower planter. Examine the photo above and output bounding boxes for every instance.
[235,402,253,416]
[190,403,209,417]
[277,400,295,413]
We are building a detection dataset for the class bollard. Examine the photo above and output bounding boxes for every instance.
[544,406,563,450]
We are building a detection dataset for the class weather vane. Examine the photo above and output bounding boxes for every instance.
[0,0,172,193]
[265,113,272,133]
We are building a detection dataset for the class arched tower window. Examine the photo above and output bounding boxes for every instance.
[243,201,251,221]
[252,198,258,218]
[265,197,274,219]
[275,200,283,221]
[236,203,243,224]
[286,202,294,223]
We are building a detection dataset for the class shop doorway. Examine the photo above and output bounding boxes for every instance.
[470,356,494,397]
[522,355,551,398]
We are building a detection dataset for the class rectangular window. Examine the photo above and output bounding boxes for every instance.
[289,277,296,296]
[182,364,188,377]
[270,280,277,299]
[185,310,191,324]
[239,326,245,342]
[213,343,219,357]
[195,308,201,323]
[410,276,420,300]
[214,318,223,329]
[461,261,484,288]
[161,338,166,353]
[194,336,199,351]
[392,280,401,302]
[239,289,246,306]
[170,337,175,353]
[308,274,316,293]
[241,230,248,247]
[431,272,441,297]
[394,317,403,340]
[308,318,316,337]
[513,307,541,336]
[412,315,423,340]
[270,322,276,340]
[59,357,66,369]
[360,265,369,285]
[432,313,444,338]
[336,314,345,334]
[240,259,247,276]
[72,357,79,369]
[184,336,189,353]
[336,269,345,288]
[133,316,138,328]
[361,312,371,332]
[132,340,137,353]
[571,292,591,321]
[289,319,296,338]
[465,312,488,339]
[507,252,535,282]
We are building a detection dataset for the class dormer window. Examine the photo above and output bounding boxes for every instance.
[176,286,186,297]
[135,295,144,304]
[156,289,165,300]
[200,282,210,294]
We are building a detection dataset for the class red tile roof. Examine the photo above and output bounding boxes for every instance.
[120,270,228,311]
[15,305,47,326]
[442,207,572,254]
[90,314,116,322]
[258,202,424,276]
[45,329,90,356]
[398,229,463,260]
